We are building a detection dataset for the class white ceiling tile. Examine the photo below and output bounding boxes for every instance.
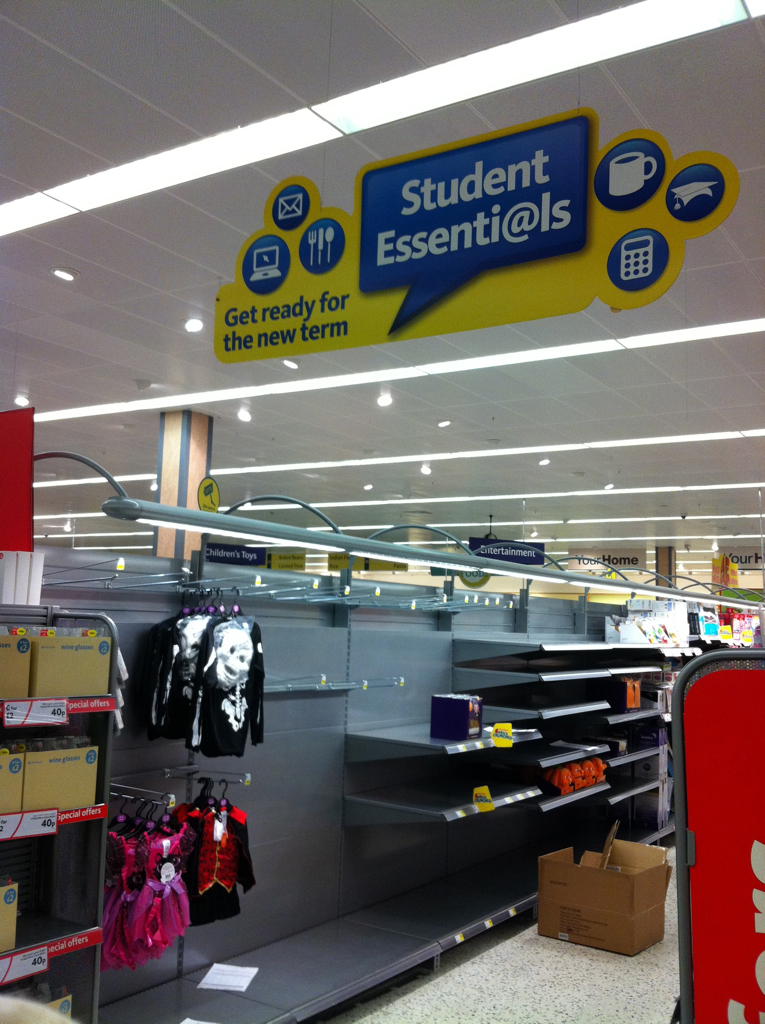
[0,18,195,173]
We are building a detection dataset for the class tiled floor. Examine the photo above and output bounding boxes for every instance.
[325,848,679,1024]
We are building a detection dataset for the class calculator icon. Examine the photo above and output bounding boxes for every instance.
[620,235,653,280]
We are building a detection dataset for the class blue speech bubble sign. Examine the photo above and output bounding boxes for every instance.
[359,115,589,333]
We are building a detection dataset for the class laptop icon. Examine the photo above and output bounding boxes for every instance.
[250,245,282,281]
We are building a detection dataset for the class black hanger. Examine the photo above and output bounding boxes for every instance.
[109,796,130,829]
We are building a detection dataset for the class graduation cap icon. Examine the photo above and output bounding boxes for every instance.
[671,180,718,209]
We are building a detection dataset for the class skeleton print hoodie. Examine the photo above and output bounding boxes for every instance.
[189,618,265,757]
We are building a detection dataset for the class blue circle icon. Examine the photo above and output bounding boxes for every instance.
[607,228,669,291]
[666,163,724,221]
[59,1000,71,1015]
[272,184,310,231]
[4,889,16,905]
[242,235,290,295]
[299,219,345,275]
[16,638,29,654]
[594,139,665,211]
[99,641,109,655]
[9,758,21,774]
[86,750,97,764]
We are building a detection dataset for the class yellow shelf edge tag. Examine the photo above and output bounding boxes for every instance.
[472,785,495,812]
[490,723,514,747]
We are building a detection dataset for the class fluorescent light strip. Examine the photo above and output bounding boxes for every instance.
[32,319,765,424]
[137,518,344,554]
[70,545,154,551]
[33,512,106,520]
[1,110,340,237]
[313,0,747,131]
[229,480,765,512]
[34,425,765,489]
[33,531,154,539]
[1,1,747,239]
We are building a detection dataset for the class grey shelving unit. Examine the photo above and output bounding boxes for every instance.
[0,605,118,1024]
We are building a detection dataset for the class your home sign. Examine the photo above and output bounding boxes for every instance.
[215,107,738,364]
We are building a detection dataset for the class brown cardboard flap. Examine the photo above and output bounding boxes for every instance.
[599,820,620,869]
[665,863,674,894]
[580,851,601,868]
[610,839,667,870]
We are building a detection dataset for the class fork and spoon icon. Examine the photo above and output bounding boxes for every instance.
[308,225,336,266]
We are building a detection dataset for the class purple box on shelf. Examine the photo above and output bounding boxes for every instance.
[430,694,483,741]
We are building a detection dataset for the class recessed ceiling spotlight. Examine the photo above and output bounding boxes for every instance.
[51,267,77,282]
[63,520,72,533]
[364,484,374,491]
[438,420,451,428]
[420,463,432,476]
[150,480,158,492]
[530,529,539,538]
[539,458,550,466]
[184,318,204,333]
[711,540,719,551]
[604,483,614,490]
[237,407,252,422]
[377,391,393,407]
[14,393,29,407]
[283,359,299,369]
[678,562,685,571]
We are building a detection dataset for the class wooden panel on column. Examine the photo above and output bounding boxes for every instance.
[656,545,675,585]
[154,410,213,560]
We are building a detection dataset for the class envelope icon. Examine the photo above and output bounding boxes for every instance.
[278,193,303,219]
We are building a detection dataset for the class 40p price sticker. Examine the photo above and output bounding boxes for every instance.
[3,699,68,726]
[0,810,58,841]
[0,945,48,985]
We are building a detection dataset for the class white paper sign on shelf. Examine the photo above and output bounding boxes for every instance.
[0,945,48,984]
[197,963,258,992]
[0,809,57,841]
[3,698,68,727]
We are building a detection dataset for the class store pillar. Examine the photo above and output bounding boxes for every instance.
[154,410,213,560]
[656,545,675,585]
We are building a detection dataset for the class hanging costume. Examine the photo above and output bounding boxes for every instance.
[173,802,255,925]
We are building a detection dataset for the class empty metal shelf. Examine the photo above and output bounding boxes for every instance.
[345,723,493,762]
[483,700,610,722]
[452,667,540,690]
[538,782,611,812]
[607,745,663,767]
[538,670,611,681]
[344,779,543,825]
[494,740,610,769]
[598,707,664,725]
[606,779,661,805]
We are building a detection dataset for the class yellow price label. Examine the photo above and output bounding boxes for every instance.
[490,723,514,747]
[472,785,495,812]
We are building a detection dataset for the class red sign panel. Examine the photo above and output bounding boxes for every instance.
[0,408,34,551]
[685,668,765,1022]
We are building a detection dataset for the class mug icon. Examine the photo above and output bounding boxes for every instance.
[609,151,658,196]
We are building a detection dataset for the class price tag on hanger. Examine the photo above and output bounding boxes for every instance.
[2,699,68,727]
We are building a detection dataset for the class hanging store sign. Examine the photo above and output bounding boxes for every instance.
[567,548,647,572]
[468,538,545,566]
[204,543,267,567]
[215,109,738,364]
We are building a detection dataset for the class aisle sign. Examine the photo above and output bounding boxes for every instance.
[567,548,647,572]
[3,699,68,727]
[215,109,738,364]
[468,538,545,565]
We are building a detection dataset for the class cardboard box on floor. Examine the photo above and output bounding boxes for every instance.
[537,825,672,956]
[29,636,110,697]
